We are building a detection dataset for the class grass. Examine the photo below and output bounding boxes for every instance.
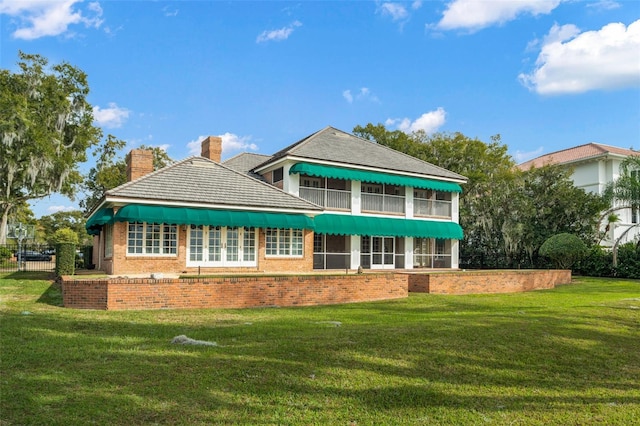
[1,273,638,425]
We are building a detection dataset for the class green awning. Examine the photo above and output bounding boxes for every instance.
[289,162,462,193]
[86,208,115,235]
[314,214,463,239]
[113,204,314,230]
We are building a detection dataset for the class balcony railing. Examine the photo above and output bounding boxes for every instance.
[361,193,405,214]
[413,199,452,218]
[300,187,351,209]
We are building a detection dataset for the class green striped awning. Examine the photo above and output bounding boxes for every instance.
[86,208,115,235]
[289,162,462,193]
[113,204,315,230]
[314,214,463,239]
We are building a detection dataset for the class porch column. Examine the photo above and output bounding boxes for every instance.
[451,239,460,269]
[350,235,361,269]
[452,192,460,223]
[351,180,361,214]
[405,187,414,219]
[404,237,414,269]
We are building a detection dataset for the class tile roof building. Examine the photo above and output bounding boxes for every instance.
[519,142,640,245]
[86,126,467,276]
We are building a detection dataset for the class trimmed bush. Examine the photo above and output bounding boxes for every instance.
[55,243,75,276]
[539,233,588,270]
[52,228,79,245]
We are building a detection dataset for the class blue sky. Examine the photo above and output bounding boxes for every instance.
[1,0,639,218]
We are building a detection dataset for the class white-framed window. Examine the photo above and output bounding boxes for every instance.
[127,222,178,256]
[187,225,257,266]
[266,228,304,257]
[104,224,113,258]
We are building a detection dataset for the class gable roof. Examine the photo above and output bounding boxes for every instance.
[255,126,466,182]
[518,143,639,170]
[223,152,271,180]
[103,156,321,212]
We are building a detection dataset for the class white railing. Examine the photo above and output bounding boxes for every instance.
[413,254,452,268]
[413,199,452,218]
[300,187,351,209]
[361,193,405,214]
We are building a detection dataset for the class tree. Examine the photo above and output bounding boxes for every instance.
[539,233,588,270]
[39,210,91,246]
[81,136,174,213]
[0,52,102,243]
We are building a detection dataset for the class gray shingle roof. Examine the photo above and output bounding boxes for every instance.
[223,152,272,180]
[259,126,466,181]
[106,156,321,211]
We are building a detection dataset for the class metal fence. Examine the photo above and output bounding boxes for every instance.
[0,243,56,273]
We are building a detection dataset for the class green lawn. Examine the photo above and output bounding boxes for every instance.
[1,272,638,425]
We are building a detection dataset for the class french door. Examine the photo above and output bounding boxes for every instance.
[371,236,395,269]
[187,225,256,267]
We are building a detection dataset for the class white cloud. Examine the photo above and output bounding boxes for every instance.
[187,133,259,157]
[386,107,447,134]
[514,146,544,163]
[378,2,409,22]
[435,0,561,32]
[47,205,77,214]
[519,19,640,95]
[256,20,302,43]
[342,87,380,104]
[93,103,130,128]
[587,0,621,11]
[0,0,104,40]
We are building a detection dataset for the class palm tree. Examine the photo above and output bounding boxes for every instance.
[601,155,640,266]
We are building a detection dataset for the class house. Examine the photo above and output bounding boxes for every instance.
[518,142,639,246]
[86,126,467,275]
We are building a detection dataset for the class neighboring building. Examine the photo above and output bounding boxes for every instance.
[518,142,639,246]
[86,126,467,275]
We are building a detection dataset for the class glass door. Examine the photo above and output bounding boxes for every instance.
[371,236,395,269]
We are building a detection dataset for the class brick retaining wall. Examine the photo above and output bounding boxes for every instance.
[62,273,408,310]
[61,269,571,310]
[406,269,571,294]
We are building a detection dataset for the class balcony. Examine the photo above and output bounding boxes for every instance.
[299,187,351,210]
[361,193,405,214]
[413,199,451,219]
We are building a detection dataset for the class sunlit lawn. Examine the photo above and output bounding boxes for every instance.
[1,272,638,425]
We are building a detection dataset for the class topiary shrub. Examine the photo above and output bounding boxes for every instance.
[539,233,588,270]
[55,243,75,276]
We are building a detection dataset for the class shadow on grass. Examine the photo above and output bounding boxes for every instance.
[2,294,639,425]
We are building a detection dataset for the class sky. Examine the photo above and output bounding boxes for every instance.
[1,0,639,218]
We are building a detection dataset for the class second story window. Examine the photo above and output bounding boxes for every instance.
[273,167,284,183]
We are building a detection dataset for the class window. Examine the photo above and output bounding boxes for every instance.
[266,228,304,256]
[127,222,178,255]
[104,224,113,258]
[273,167,284,182]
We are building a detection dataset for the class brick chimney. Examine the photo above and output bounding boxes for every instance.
[126,149,154,181]
[201,136,222,163]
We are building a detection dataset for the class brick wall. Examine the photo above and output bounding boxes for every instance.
[406,269,571,294]
[62,273,408,310]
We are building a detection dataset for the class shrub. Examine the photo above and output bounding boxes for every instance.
[0,246,11,261]
[55,243,75,276]
[539,233,588,270]
[52,228,79,245]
